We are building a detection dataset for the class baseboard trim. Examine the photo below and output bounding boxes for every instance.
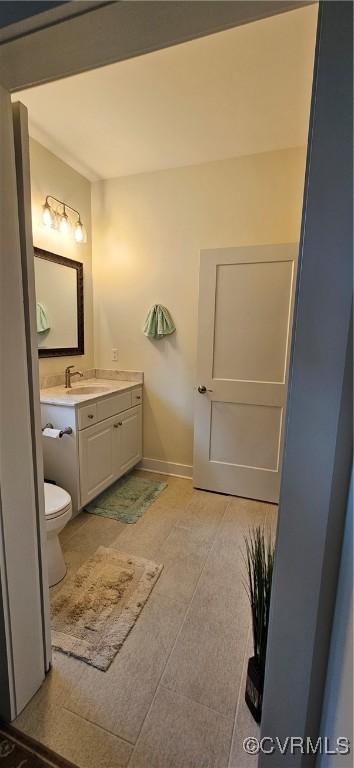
[139,457,193,480]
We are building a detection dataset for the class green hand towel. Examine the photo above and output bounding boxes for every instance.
[144,304,175,339]
[36,302,50,334]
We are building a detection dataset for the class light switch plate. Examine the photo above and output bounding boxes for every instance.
[112,348,118,362]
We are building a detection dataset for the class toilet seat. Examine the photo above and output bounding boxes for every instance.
[44,482,71,520]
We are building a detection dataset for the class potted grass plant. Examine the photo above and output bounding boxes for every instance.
[243,526,275,724]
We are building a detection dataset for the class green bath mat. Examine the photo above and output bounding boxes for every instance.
[84,473,167,524]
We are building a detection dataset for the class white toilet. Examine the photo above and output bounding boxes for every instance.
[44,482,72,587]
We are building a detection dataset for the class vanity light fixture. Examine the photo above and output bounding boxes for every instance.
[42,195,86,243]
[42,199,55,228]
[74,217,84,243]
[58,205,70,234]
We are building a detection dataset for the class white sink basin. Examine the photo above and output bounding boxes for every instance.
[67,385,111,395]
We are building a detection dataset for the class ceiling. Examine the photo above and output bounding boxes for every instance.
[15,4,317,181]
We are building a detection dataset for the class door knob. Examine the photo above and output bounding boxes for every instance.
[197,385,212,394]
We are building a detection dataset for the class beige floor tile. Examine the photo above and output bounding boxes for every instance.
[57,710,133,768]
[66,512,125,554]
[59,510,90,545]
[175,488,229,543]
[223,495,271,527]
[153,524,211,604]
[110,509,175,560]
[136,474,194,523]
[19,704,132,768]
[266,503,278,533]
[108,476,194,560]
[134,469,187,487]
[129,685,232,768]
[161,498,268,718]
[63,591,187,744]
[111,486,225,592]
[17,476,270,768]
[161,580,249,719]
[15,657,70,733]
[14,655,134,768]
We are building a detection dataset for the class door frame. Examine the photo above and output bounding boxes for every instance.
[0,0,351,753]
[260,2,352,763]
[0,0,310,721]
[0,1,312,92]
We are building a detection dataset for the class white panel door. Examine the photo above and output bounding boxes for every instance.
[114,405,142,478]
[0,90,46,719]
[193,244,297,503]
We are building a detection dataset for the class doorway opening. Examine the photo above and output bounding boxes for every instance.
[4,4,319,766]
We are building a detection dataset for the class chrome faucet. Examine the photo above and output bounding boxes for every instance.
[64,365,83,389]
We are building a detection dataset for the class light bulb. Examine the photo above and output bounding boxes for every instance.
[58,210,70,234]
[74,219,84,243]
[42,202,54,228]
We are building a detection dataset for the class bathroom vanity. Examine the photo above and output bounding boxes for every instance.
[40,378,143,516]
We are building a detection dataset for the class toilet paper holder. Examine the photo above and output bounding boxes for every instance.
[42,422,73,438]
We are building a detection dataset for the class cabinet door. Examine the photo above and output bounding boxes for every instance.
[79,418,115,505]
[114,405,142,478]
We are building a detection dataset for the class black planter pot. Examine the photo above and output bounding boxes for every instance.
[245,656,264,724]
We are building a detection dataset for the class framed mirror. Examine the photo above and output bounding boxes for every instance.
[34,247,84,358]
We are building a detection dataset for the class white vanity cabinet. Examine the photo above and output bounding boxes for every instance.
[41,383,143,516]
[79,405,142,506]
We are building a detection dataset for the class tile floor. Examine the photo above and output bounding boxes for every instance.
[15,471,277,768]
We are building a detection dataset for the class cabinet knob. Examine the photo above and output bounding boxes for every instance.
[136,395,141,400]
[87,414,94,419]
[114,421,123,428]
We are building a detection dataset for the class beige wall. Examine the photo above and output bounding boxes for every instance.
[29,138,93,378]
[92,146,306,470]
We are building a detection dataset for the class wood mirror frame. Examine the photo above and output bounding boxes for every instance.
[34,247,84,358]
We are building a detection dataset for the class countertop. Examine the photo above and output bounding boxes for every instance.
[40,378,141,407]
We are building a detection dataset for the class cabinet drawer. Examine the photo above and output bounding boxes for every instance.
[96,391,132,422]
[132,388,143,405]
[78,403,97,430]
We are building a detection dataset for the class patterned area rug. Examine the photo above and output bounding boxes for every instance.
[51,546,163,671]
[84,472,167,523]
[0,723,78,767]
